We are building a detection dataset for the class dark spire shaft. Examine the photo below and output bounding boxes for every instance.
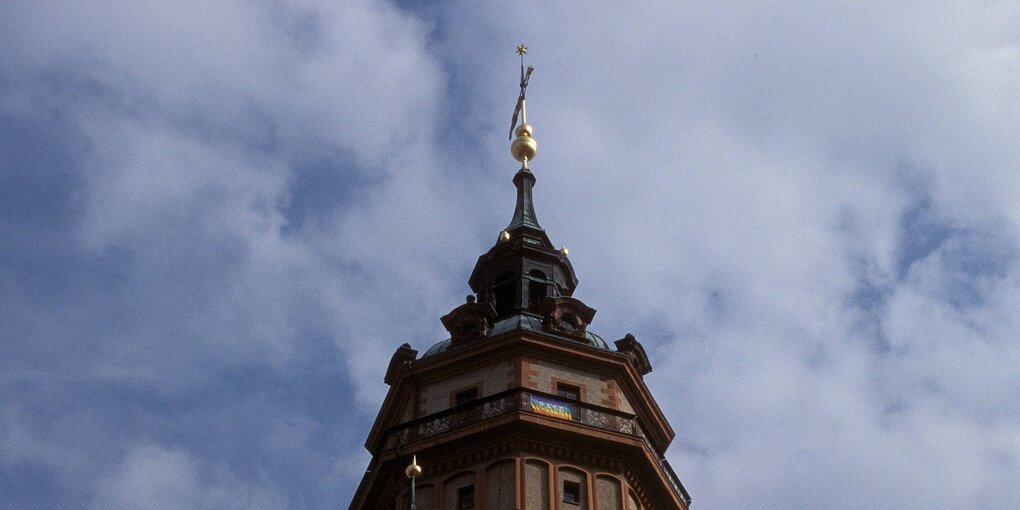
[506,168,542,231]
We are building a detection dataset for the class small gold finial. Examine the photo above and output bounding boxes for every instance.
[405,455,422,479]
[516,44,528,55]
[500,230,511,241]
[560,247,569,256]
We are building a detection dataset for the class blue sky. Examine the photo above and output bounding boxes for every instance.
[2,1,1020,508]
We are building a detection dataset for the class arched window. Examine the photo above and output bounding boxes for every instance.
[560,313,578,332]
[459,323,478,338]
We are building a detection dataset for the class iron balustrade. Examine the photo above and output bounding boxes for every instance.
[383,388,691,506]
[658,455,692,506]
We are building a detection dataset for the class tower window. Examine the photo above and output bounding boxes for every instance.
[556,383,580,402]
[563,481,581,504]
[528,280,546,310]
[527,269,547,310]
[458,485,475,510]
[493,272,517,318]
[455,387,478,407]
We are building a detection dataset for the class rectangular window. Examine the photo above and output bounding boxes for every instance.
[528,280,546,310]
[458,485,475,510]
[563,481,580,504]
[455,388,478,407]
[556,383,580,401]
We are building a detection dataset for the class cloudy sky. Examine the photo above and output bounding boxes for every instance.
[3,1,1020,508]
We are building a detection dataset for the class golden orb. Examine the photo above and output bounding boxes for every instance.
[500,230,511,241]
[560,247,569,256]
[511,123,537,164]
[405,455,422,479]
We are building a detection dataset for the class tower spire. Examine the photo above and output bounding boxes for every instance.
[506,44,543,236]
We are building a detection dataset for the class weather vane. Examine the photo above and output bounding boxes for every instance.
[509,44,538,169]
[509,44,534,141]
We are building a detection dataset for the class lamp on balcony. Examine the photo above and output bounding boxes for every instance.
[405,455,422,510]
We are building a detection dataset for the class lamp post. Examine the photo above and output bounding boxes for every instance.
[405,455,422,510]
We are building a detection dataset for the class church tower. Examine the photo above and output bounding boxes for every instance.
[349,47,691,510]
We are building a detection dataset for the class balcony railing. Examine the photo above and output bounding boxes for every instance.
[383,388,691,506]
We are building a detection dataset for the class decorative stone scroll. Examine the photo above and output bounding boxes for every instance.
[614,334,652,376]
[441,296,497,347]
[540,296,596,340]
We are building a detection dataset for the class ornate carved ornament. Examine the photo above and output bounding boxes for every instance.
[441,296,497,346]
[614,333,653,376]
[541,296,596,340]
[383,343,418,386]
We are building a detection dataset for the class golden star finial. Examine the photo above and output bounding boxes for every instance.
[516,44,527,55]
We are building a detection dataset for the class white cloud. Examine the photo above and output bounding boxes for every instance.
[92,445,288,510]
[414,2,1020,508]
[3,0,1020,508]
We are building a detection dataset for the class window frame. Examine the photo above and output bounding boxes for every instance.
[450,383,482,408]
[555,382,581,402]
[563,480,581,505]
[458,484,475,510]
